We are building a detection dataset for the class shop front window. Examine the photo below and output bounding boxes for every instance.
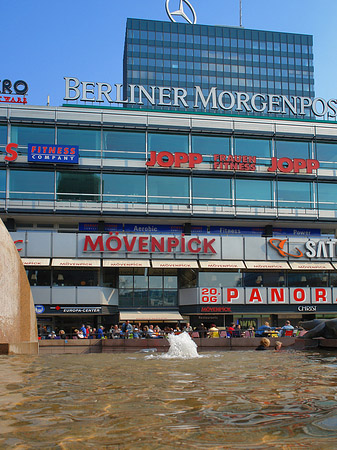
[199,271,242,287]
[288,272,328,287]
[118,268,178,307]
[243,272,286,287]
[53,269,99,287]
[102,268,118,287]
[26,269,51,286]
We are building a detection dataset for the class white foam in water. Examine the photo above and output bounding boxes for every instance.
[160,332,200,359]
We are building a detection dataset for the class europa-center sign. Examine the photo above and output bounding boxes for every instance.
[64,77,337,119]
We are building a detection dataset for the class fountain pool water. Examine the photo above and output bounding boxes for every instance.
[160,331,200,359]
[1,350,337,448]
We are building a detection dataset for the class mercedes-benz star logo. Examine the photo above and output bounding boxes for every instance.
[166,0,197,25]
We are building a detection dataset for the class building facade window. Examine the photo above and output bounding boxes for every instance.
[103,130,146,159]
[9,170,54,200]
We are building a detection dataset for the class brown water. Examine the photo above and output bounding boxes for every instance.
[1,350,337,449]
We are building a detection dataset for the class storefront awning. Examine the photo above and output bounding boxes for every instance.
[103,259,151,268]
[119,311,184,322]
[245,261,290,270]
[51,259,100,267]
[21,258,50,267]
[290,262,334,270]
[151,260,198,269]
[199,260,245,269]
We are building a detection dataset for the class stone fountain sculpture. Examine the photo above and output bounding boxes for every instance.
[0,219,38,354]
[298,318,337,339]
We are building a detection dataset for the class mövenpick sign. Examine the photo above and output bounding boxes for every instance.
[83,234,218,254]
[64,77,337,119]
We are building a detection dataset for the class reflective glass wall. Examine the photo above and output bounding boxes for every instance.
[124,19,315,115]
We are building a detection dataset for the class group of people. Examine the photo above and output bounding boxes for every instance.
[38,320,298,341]
[255,320,297,338]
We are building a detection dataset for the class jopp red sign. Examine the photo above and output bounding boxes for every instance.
[267,157,319,174]
[146,151,320,174]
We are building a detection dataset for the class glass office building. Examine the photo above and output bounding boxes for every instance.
[123,18,315,115]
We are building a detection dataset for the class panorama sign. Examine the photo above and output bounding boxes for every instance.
[64,78,337,119]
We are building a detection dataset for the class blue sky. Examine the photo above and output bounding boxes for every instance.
[5,0,337,106]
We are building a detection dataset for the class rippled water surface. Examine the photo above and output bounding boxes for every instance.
[1,350,337,449]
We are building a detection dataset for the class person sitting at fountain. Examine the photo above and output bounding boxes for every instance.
[183,323,193,333]
[208,324,219,338]
[227,323,235,337]
[255,337,270,350]
[255,322,271,337]
[198,323,208,338]
[121,320,133,339]
[279,320,294,337]
[59,330,67,340]
[112,324,121,339]
[274,341,282,351]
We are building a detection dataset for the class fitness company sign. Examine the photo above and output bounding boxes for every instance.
[64,78,337,119]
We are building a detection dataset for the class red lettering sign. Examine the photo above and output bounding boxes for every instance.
[267,157,319,174]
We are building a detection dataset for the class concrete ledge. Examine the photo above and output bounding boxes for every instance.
[0,342,39,355]
[37,337,297,354]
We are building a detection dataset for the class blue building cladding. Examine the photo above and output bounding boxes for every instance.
[123,18,315,116]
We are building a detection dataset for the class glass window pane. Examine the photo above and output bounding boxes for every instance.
[102,173,145,203]
[27,269,51,286]
[318,183,337,210]
[148,133,188,153]
[277,181,313,208]
[103,130,146,159]
[0,169,6,199]
[10,126,55,154]
[316,142,337,169]
[192,177,231,205]
[0,124,7,145]
[134,290,148,307]
[148,175,189,204]
[235,179,272,207]
[192,135,230,162]
[119,289,133,307]
[53,269,98,286]
[10,170,54,200]
[102,268,118,287]
[56,171,100,202]
[57,128,100,158]
[199,271,242,287]
[276,140,310,159]
[235,137,271,165]
[163,290,178,307]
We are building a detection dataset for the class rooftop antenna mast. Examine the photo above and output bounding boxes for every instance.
[240,0,243,27]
